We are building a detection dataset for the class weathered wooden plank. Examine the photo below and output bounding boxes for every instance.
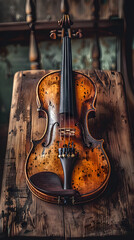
[0,70,134,238]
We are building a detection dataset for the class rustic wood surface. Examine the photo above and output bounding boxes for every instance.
[0,70,134,239]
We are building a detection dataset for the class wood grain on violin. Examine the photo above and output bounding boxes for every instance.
[25,71,110,204]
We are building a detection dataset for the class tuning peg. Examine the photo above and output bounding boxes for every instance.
[50,30,57,39]
[58,19,63,26]
[72,29,83,39]
[50,30,62,39]
[76,29,83,38]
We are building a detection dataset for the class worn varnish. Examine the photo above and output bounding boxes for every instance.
[26,71,110,204]
[0,70,134,238]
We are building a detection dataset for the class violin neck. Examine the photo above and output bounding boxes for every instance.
[59,35,75,116]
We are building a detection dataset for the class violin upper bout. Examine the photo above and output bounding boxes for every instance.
[74,71,97,118]
[36,71,61,117]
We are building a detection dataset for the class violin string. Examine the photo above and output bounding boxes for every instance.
[60,34,65,149]
[59,47,61,149]
[59,79,61,150]
[70,36,75,145]
[64,35,67,148]
[67,35,71,147]
[59,36,63,149]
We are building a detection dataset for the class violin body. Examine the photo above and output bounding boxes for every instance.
[25,70,111,204]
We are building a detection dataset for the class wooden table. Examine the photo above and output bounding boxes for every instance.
[0,70,134,239]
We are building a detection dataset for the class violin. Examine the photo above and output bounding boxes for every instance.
[25,14,111,205]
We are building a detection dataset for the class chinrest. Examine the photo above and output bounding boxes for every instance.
[29,171,79,197]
